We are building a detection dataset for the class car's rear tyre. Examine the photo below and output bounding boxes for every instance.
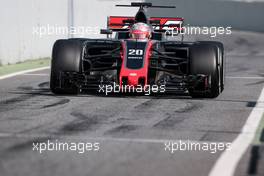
[50,39,83,94]
[188,42,223,98]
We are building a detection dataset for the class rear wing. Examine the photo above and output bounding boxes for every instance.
[108,16,184,32]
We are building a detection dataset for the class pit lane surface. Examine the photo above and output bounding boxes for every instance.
[0,32,264,176]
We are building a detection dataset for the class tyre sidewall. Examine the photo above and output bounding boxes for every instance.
[189,43,220,98]
[50,39,83,94]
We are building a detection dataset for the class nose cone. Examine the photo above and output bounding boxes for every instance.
[121,73,146,87]
[121,74,138,86]
[120,40,153,88]
[128,73,139,86]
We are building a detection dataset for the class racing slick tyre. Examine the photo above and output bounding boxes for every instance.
[199,41,225,92]
[50,39,83,94]
[188,42,223,98]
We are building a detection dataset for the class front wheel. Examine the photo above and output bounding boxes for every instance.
[188,42,223,98]
[50,39,83,94]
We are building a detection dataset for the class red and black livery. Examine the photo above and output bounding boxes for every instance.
[50,2,225,98]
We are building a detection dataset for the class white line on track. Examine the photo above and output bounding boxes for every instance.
[21,73,49,76]
[0,132,227,145]
[0,66,50,80]
[209,87,264,176]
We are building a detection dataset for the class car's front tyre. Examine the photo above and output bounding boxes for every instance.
[50,39,83,94]
[188,42,223,98]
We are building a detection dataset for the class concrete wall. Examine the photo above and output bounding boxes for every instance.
[0,0,141,65]
[146,0,264,32]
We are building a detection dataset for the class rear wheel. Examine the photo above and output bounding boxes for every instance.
[50,39,84,94]
[188,42,223,98]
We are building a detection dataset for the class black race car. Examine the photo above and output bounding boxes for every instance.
[50,2,225,98]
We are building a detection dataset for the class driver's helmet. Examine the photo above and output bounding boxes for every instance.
[130,22,152,39]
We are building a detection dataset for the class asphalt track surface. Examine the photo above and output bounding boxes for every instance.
[0,32,264,176]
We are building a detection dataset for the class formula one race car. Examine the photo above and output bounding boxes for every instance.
[50,2,225,98]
